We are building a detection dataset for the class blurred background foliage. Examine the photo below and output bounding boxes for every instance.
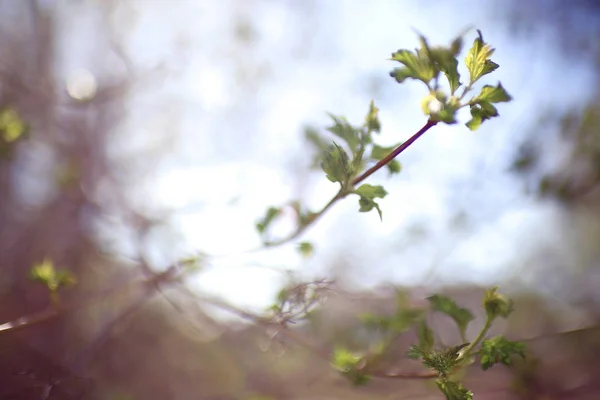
[0,0,600,399]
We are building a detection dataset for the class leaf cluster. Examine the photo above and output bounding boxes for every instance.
[390,29,511,129]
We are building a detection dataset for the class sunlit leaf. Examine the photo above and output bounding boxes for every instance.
[465,30,498,84]
[389,48,437,85]
[436,379,473,400]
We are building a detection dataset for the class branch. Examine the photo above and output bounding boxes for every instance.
[261,119,437,248]
[353,119,437,186]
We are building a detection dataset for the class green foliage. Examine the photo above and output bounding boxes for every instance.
[407,343,469,376]
[465,30,498,85]
[436,380,473,400]
[389,29,510,129]
[354,183,387,220]
[30,258,77,292]
[321,142,354,185]
[427,294,474,340]
[480,335,526,370]
[30,258,76,307]
[297,241,314,258]
[332,347,370,386]
[248,28,517,400]
[466,83,512,131]
[365,99,381,133]
[483,286,514,320]
[0,107,28,158]
[0,107,26,143]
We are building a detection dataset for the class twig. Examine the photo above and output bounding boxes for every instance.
[353,119,437,186]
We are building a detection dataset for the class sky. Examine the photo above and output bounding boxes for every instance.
[53,0,599,315]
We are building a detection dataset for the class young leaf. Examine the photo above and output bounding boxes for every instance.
[418,35,462,93]
[256,207,281,235]
[389,48,437,85]
[355,184,388,220]
[471,83,512,104]
[465,100,498,131]
[297,241,314,258]
[480,335,526,370]
[465,30,499,84]
[365,100,381,133]
[326,114,360,152]
[427,294,474,339]
[30,258,56,286]
[321,142,351,184]
[483,286,514,320]
[371,144,401,175]
[436,380,473,400]
[0,108,27,143]
[332,347,361,372]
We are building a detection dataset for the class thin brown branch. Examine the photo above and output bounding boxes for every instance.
[353,119,437,186]
[264,189,346,247]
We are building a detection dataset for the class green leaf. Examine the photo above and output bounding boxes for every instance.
[256,207,281,235]
[297,241,314,258]
[389,48,437,85]
[483,286,514,320]
[465,30,498,84]
[326,114,360,152]
[436,379,473,400]
[355,183,387,199]
[0,108,27,143]
[332,347,362,372]
[418,35,462,93]
[30,258,56,284]
[418,320,435,353]
[371,144,402,175]
[471,83,512,104]
[333,346,371,384]
[480,335,526,370]
[321,142,351,184]
[29,258,76,292]
[355,184,388,221]
[465,100,498,131]
[365,100,381,133]
[427,294,474,339]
